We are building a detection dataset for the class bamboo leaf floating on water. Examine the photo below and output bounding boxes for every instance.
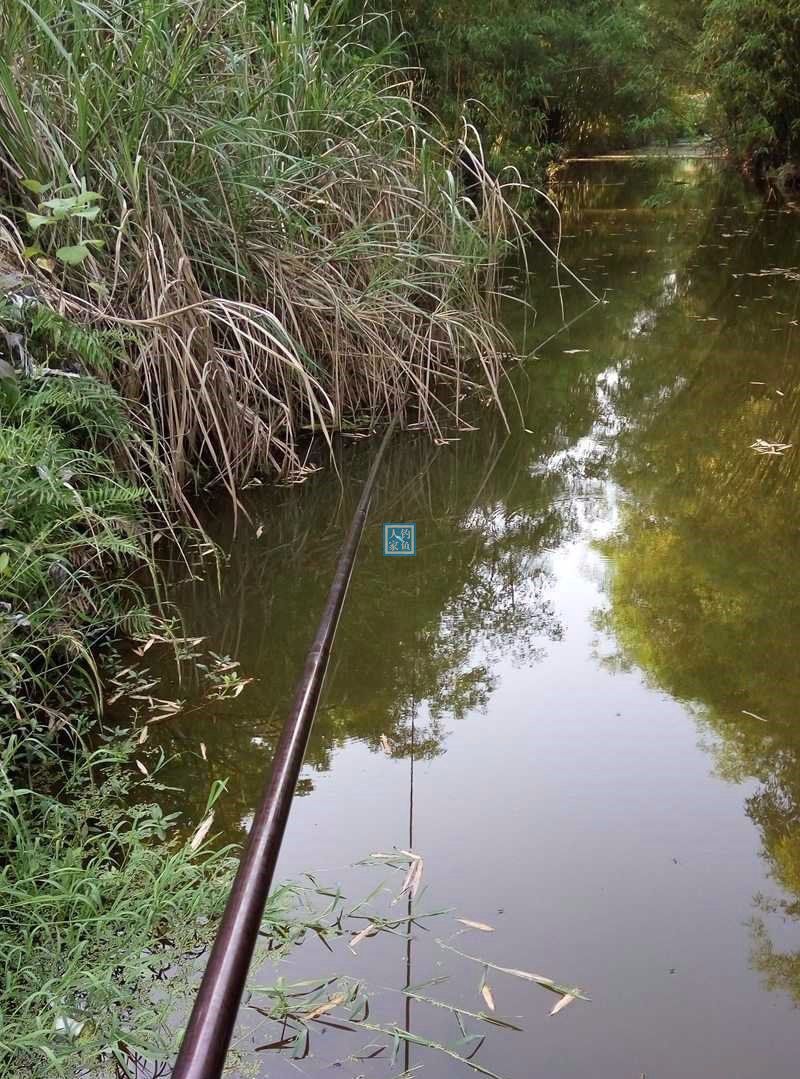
[436,939,590,1003]
[351,1022,511,1079]
[303,993,347,1022]
[349,923,377,952]
[458,919,495,932]
[750,439,792,455]
[402,991,523,1032]
[481,984,496,1011]
[398,851,424,900]
[742,710,768,723]
[190,811,215,852]
[550,993,577,1016]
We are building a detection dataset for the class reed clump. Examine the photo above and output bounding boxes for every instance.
[0,0,520,503]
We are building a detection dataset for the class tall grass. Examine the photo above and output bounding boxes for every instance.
[0,0,521,503]
[0,740,235,1077]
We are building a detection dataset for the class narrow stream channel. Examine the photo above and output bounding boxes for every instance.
[150,155,800,1078]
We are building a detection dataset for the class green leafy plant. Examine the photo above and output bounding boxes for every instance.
[0,743,235,1078]
[0,301,153,733]
[22,181,104,269]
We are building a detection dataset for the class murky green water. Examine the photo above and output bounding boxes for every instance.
[149,156,800,1077]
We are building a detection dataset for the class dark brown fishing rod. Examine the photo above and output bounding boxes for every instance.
[172,415,399,1079]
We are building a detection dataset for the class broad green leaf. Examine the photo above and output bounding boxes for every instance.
[21,178,50,194]
[56,244,91,266]
[40,195,79,214]
[71,206,101,221]
[22,243,43,258]
[25,212,51,230]
[42,191,101,212]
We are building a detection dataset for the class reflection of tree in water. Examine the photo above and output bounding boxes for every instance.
[145,401,574,838]
[593,182,800,1004]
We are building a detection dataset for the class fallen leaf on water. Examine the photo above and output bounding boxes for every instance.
[349,923,377,951]
[200,742,208,761]
[305,994,347,1021]
[190,811,215,851]
[256,523,264,538]
[563,349,589,354]
[137,726,149,745]
[550,993,576,1016]
[135,759,149,776]
[751,438,792,456]
[458,919,495,932]
[436,940,590,1001]
[398,851,424,899]
[482,984,496,1011]
[742,709,767,723]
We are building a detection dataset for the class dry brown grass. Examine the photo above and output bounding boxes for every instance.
[0,0,535,507]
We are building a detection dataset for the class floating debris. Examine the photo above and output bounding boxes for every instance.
[458,919,496,932]
[751,439,792,455]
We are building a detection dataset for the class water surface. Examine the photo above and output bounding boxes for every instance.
[151,157,800,1078]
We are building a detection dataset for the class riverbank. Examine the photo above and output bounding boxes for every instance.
[0,310,236,1075]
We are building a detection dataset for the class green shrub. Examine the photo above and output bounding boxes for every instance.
[0,301,154,731]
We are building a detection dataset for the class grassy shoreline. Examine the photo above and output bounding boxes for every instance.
[0,0,523,507]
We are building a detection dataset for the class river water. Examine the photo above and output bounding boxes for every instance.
[151,156,800,1078]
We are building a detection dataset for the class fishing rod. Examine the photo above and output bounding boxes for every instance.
[172,414,400,1079]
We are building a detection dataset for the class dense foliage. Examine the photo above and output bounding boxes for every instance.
[0,302,237,1078]
[385,0,800,171]
[0,750,232,1077]
[699,0,800,166]
[388,0,695,170]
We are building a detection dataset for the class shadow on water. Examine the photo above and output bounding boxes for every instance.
[139,153,800,1075]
